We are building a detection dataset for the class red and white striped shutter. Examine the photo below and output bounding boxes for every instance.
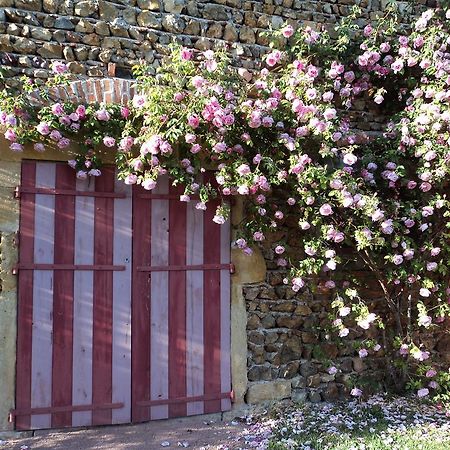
[14,162,231,430]
[15,162,132,430]
[131,174,232,421]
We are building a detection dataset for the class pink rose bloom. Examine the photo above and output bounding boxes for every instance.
[407,181,417,189]
[88,169,101,177]
[132,159,144,171]
[323,108,336,120]
[371,209,384,221]
[76,105,86,118]
[49,130,62,141]
[96,109,110,121]
[420,182,432,192]
[287,198,295,205]
[281,24,294,38]
[119,136,135,151]
[52,61,68,74]
[190,144,201,154]
[338,327,349,337]
[191,76,205,88]
[235,238,247,249]
[419,315,432,328]
[185,133,196,144]
[292,277,304,291]
[374,95,384,104]
[299,221,310,230]
[343,153,357,165]
[10,143,23,152]
[430,247,441,256]
[419,288,431,297]
[350,387,362,397]
[275,245,285,255]
[142,179,157,190]
[52,103,64,116]
[181,47,193,60]
[391,59,404,73]
[363,25,373,36]
[328,366,338,375]
[174,92,185,102]
[4,128,16,142]
[132,95,146,109]
[334,232,344,243]
[266,50,281,67]
[319,203,333,216]
[237,164,251,176]
[57,137,70,149]
[424,150,436,161]
[188,115,200,128]
[399,344,409,356]
[426,369,437,378]
[103,136,116,147]
[195,202,207,211]
[213,214,226,225]
[358,348,368,358]
[124,174,138,185]
[37,122,51,135]
[253,231,265,241]
[121,107,130,119]
[76,170,87,180]
[330,179,343,190]
[417,388,429,398]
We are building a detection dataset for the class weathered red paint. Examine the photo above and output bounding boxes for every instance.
[131,184,151,423]
[168,184,187,418]
[16,161,36,431]
[203,174,222,414]
[92,167,115,426]
[52,164,76,428]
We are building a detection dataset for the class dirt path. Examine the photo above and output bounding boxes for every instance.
[0,413,253,450]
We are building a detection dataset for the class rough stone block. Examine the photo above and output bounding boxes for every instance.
[163,0,186,14]
[246,380,291,403]
[15,0,42,10]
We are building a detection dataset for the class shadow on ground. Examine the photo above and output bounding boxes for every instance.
[1,413,250,450]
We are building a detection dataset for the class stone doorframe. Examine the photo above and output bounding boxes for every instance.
[0,77,267,432]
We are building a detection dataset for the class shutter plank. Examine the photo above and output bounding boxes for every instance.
[72,177,95,427]
[31,163,55,429]
[52,164,75,428]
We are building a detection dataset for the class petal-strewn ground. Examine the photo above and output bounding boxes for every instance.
[2,396,450,449]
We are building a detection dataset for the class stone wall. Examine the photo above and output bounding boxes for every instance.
[243,213,450,405]
[0,0,433,81]
[243,280,385,404]
[0,161,20,432]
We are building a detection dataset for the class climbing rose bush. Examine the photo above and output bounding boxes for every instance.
[1,4,450,405]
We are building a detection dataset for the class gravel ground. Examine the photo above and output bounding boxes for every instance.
[0,412,251,450]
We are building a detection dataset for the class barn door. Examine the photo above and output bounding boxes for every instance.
[131,174,231,422]
[13,161,231,431]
